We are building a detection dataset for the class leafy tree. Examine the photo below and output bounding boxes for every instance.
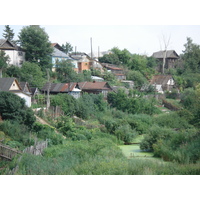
[0,91,35,127]
[111,47,132,65]
[5,65,22,79]
[62,42,73,54]
[18,25,53,70]
[98,53,121,65]
[0,50,9,78]
[126,70,147,88]
[182,37,200,72]
[56,60,78,82]
[20,62,46,88]
[2,25,14,41]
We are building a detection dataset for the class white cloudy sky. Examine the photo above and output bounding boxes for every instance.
[1,0,200,56]
[1,25,200,56]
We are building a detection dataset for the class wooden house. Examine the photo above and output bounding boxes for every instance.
[0,39,25,67]
[149,75,175,93]
[41,82,81,99]
[152,50,179,71]
[101,63,126,80]
[77,81,113,97]
[0,77,31,107]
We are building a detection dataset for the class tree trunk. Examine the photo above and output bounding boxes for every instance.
[0,69,2,78]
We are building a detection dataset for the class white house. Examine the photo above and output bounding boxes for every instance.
[0,77,31,107]
[0,39,25,67]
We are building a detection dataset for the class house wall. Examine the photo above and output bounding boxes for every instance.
[52,57,78,71]
[5,49,25,67]
[78,62,91,72]
[15,92,31,107]
[9,80,21,90]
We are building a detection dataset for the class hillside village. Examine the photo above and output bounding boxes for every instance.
[0,36,179,107]
[0,25,200,175]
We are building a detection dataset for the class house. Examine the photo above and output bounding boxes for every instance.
[91,76,104,82]
[69,52,103,73]
[51,43,77,71]
[101,63,126,80]
[149,75,175,93]
[19,82,32,95]
[30,87,40,103]
[41,82,81,99]
[0,77,31,107]
[87,50,112,60]
[152,50,179,71]
[77,81,113,97]
[0,39,25,67]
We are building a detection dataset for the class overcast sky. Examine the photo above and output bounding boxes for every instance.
[1,25,200,56]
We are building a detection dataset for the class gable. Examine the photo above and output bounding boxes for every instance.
[0,78,21,91]
[0,39,16,50]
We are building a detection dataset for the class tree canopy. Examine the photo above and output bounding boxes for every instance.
[18,25,53,71]
[2,25,15,41]
[0,91,35,127]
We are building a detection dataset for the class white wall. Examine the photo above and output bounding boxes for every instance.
[15,92,31,107]
[5,50,25,67]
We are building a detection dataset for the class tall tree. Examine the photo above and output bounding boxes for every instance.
[18,25,53,71]
[0,50,9,78]
[2,25,15,41]
[182,37,200,72]
[62,42,73,54]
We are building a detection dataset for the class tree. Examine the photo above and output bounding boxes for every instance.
[56,60,78,82]
[18,25,53,70]
[2,25,15,41]
[0,91,36,127]
[159,34,171,74]
[62,42,73,54]
[182,37,200,72]
[20,62,46,88]
[98,53,121,65]
[0,50,9,78]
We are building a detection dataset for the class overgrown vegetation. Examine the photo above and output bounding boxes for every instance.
[1,27,200,174]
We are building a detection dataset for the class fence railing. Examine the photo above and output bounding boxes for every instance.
[0,143,21,160]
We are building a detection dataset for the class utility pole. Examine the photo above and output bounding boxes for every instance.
[46,69,51,111]
[90,37,93,59]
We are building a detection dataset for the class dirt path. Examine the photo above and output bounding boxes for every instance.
[34,115,66,138]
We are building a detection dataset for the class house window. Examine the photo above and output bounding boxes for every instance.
[13,84,15,86]
[18,51,23,56]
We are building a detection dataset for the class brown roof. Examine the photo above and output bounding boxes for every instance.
[41,82,79,93]
[101,63,123,70]
[152,50,179,59]
[150,75,173,85]
[78,81,111,91]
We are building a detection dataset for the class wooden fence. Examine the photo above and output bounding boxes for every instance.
[23,140,48,156]
[0,143,21,160]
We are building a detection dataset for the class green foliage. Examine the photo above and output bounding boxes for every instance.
[0,91,36,127]
[20,62,46,88]
[98,53,121,65]
[140,125,176,151]
[126,70,147,88]
[2,25,14,41]
[153,112,192,129]
[182,37,200,72]
[18,25,53,70]
[153,129,200,164]
[0,120,35,149]
[107,89,160,115]
[0,50,9,77]
[61,42,73,54]
[33,122,64,146]
[50,93,77,116]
